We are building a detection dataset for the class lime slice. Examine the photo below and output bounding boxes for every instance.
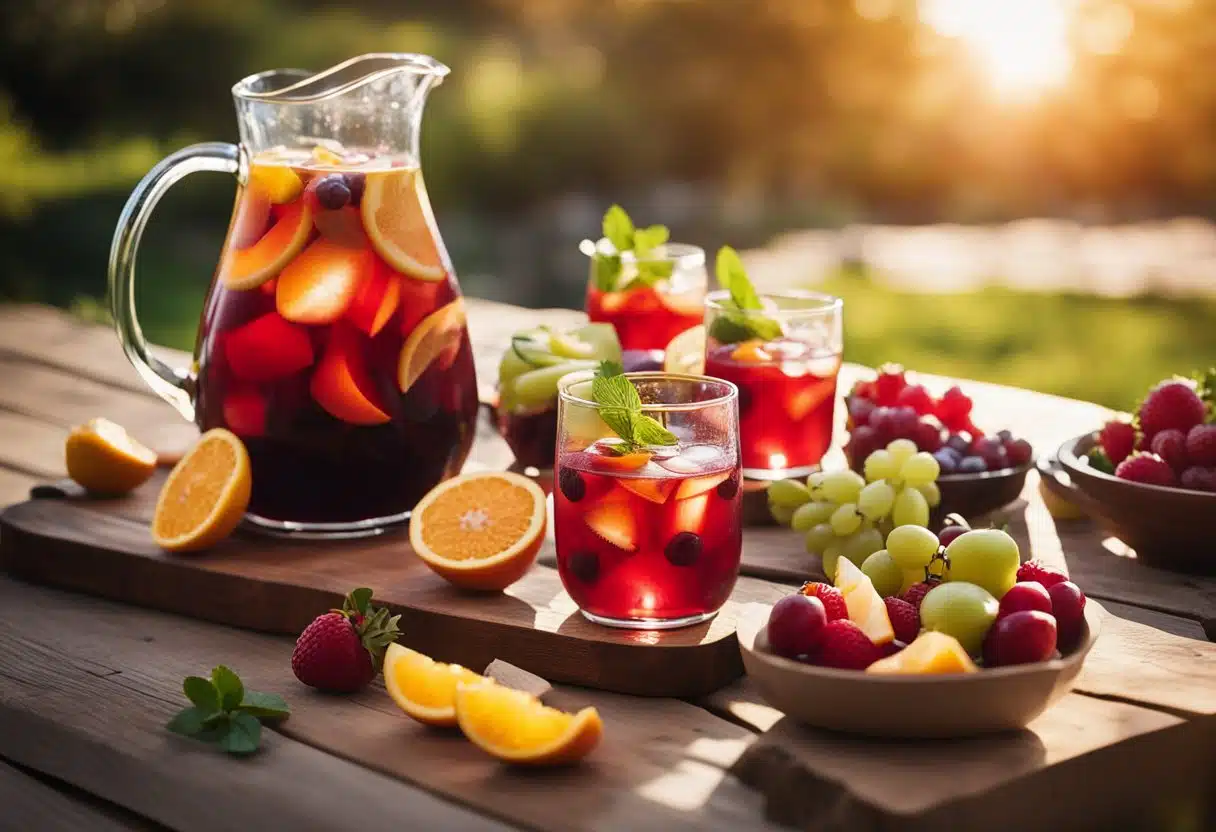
[549,332,596,360]
[569,323,622,363]
[511,334,567,368]
[664,325,706,375]
[510,360,598,410]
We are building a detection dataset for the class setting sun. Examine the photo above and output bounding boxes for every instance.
[921,0,1073,95]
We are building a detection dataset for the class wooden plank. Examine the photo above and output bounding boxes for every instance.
[0,577,781,832]
[0,410,68,478]
[0,467,38,509]
[0,759,156,831]
[1099,598,1209,641]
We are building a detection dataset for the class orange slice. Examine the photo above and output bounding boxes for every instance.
[64,418,158,496]
[409,471,547,591]
[310,323,391,425]
[275,237,372,324]
[383,643,486,727]
[219,200,314,290]
[151,428,251,553]
[397,297,467,394]
[455,680,602,766]
[248,165,303,204]
[361,168,447,282]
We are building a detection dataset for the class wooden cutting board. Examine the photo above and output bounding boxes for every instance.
[0,473,791,697]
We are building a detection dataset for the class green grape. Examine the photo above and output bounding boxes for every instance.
[805,523,835,555]
[919,582,999,655]
[917,481,942,508]
[944,529,1020,599]
[857,481,896,520]
[900,452,941,488]
[886,524,941,570]
[863,450,898,483]
[843,526,884,566]
[886,438,918,468]
[820,470,865,504]
[861,550,904,598]
[806,471,827,497]
[768,479,813,509]
[791,501,837,532]
[830,503,863,536]
[821,545,844,583]
[892,484,930,527]
[511,360,598,408]
[770,503,797,526]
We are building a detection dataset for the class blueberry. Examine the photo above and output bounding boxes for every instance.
[558,467,585,502]
[932,447,961,474]
[945,434,971,455]
[665,531,702,566]
[716,475,740,500]
[568,550,599,583]
[958,455,988,474]
[314,174,351,210]
[344,173,366,205]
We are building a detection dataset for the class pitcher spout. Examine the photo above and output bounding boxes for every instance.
[233,53,449,104]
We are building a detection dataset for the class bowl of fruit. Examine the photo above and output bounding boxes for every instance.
[844,365,1034,522]
[1056,372,1216,574]
[493,324,621,469]
[737,523,1101,739]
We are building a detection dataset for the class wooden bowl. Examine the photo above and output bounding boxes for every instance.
[1057,433,1216,575]
[737,601,1102,739]
[935,461,1032,522]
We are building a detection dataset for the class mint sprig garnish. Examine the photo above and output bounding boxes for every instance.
[591,361,678,453]
[709,246,783,344]
[592,205,675,292]
[167,665,290,755]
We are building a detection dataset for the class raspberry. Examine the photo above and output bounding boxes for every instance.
[813,620,886,670]
[900,578,941,612]
[883,597,920,644]
[1180,466,1216,493]
[1015,559,1069,590]
[1137,380,1206,440]
[874,364,907,406]
[896,383,935,416]
[1185,424,1216,467]
[1114,452,1177,487]
[850,380,877,401]
[1099,420,1136,465]
[798,581,849,621]
[1149,429,1189,474]
[936,386,974,431]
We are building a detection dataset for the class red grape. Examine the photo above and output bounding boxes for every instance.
[888,406,920,440]
[846,425,880,469]
[913,419,944,452]
[983,610,1058,667]
[869,407,895,442]
[1004,437,1033,466]
[938,524,968,547]
[973,436,1009,470]
[1047,581,1087,648]
[766,594,828,659]
[998,582,1053,618]
[848,396,876,427]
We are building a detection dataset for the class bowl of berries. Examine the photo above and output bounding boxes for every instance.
[844,365,1034,522]
[737,523,1101,738]
[1056,372,1216,575]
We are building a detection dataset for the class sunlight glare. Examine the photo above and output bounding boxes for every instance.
[921,0,1073,96]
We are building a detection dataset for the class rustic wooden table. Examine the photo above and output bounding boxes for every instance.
[0,301,1212,832]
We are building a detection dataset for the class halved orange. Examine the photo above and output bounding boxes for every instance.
[397,297,467,394]
[360,168,447,282]
[455,680,602,766]
[151,428,251,553]
[64,418,158,496]
[220,200,314,290]
[383,643,486,727]
[409,471,546,591]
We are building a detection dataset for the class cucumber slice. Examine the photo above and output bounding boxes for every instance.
[498,348,533,387]
[570,323,622,362]
[511,360,599,409]
[549,332,596,360]
[511,334,567,368]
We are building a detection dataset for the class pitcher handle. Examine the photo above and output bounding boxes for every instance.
[108,142,241,422]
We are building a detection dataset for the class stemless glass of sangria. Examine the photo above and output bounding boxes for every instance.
[703,287,843,482]
[108,55,479,537]
[553,369,742,629]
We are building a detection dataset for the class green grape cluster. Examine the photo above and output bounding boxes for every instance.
[768,438,942,577]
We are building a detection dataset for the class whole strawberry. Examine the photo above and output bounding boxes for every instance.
[883,597,920,644]
[1098,420,1135,466]
[1016,559,1069,589]
[1114,452,1176,487]
[1137,380,1205,441]
[292,587,400,693]
[1185,424,1216,467]
[1149,429,1189,474]
[799,581,849,621]
[813,620,886,670]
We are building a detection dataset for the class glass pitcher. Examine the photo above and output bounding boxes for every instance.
[108,54,479,538]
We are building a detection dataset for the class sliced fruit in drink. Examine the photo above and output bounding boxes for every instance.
[151,428,251,553]
[224,313,315,382]
[834,557,895,645]
[346,260,401,337]
[867,631,977,675]
[663,325,706,375]
[398,275,444,336]
[65,417,158,496]
[361,168,446,281]
[585,442,652,472]
[617,473,677,504]
[219,200,314,290]
[276,237,371,324]
[310,323,391,425]
[548,331,596,360]
[583,490,639,551]
[249,165,304,204]
[731,340,772,363]
[658,288,705,317]
[455,680,602,766]
[673,470,731,500]
[398,297,467,393]
[313,204,369,248]
[222,387,268,438]
[512,332,571,368]
[383,643,486,727]
[409,471,547,590]
[784,380,836,421]
[668,492,710,535]
[227,188,272,250]
[568,323,622,364]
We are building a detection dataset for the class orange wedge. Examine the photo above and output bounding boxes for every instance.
[397,297,467,394]
[455,681,602,766]
[409,471,546,591]
[219,200,314,290]
[151,428,251,553]
[383,643,486,727]
[64,418,158,496]
[361,168,447,281]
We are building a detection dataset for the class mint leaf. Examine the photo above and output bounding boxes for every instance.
[622,259,675,290]
[239,691,291,721]
[632,224,669,255]
[716,246,762,310]
[211,666,244,712]
[183,676,220,714]
[590,360,677,450]
[633,414,678,446]
[220,712,262,756]
[593,253,621,292]
[602,205,634,252]
[708,309,783,345]
[166,706,210,737]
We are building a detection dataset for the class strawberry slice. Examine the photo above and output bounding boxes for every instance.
[222,387,268,437]
[673,471,730,500]
[785,382,836,421]
[668,493,710,536]
[583,492,638,552]
[224,313,314,382]
[276,238,373,324]
[347,260,401,337]
[309,323,391,425]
